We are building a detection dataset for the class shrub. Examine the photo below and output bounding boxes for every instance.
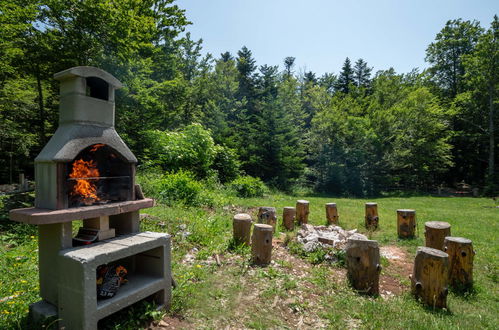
[158,171,204,206]
[212,145,240,183]
[229,176,268,197]
[142,124,216,178]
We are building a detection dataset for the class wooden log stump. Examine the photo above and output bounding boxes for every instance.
[444,237,475,289]
[233,213,252,245]
[296,200,310,225]
[258,207,277,231]
[397,209,416,238]
[346,238,381,295]
[411,247,449,308]
[325,203,339,225]
[365,202,379,229]
[424,221,451,250]
[282,207,295,231]
[251,224,273,265]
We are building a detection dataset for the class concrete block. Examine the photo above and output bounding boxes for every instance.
[29,300,57,325]
[109,211,140,235]
[57,233,171,330]
[39,222,73,305]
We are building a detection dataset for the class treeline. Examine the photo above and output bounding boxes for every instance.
[0,1,497,195]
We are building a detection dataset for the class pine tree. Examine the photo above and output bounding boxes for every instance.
[336,57,354,93]
[353,58,372,88]
[284,56,296,78]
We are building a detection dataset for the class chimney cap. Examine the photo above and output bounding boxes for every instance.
[54,66,123,89]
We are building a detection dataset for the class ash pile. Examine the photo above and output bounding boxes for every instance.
[297,224,367,253]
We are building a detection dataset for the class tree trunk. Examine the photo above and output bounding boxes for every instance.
[365,202,378,229]
[296,200,309,225]
[411,247,449,309]
[346,238,381,295]
[397,209,416,238]
[424,221,451,250]
[258,207,277,231]
[325,203,339,225]
[233,213,252,245]
[251,224,273,265]
[487,84,495,184]
[282,207,295,231]
[35,66,45,144]
[444,237,475,289]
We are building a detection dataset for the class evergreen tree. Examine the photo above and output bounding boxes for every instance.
[284,56,296,78]
[353,58,372,88]
[336,57,354,93]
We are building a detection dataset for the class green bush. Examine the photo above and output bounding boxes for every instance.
[229,176,268,197]
[142,124,216,178]
[137,170,208,206]
[212,145,240,183]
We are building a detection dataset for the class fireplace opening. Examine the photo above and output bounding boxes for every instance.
[67,144,133,207]
[86,77,109,100]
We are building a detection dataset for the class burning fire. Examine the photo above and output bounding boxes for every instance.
[69,159,100,204]
[90,143,105,152]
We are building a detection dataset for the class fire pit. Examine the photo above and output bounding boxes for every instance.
[9,66,171,329]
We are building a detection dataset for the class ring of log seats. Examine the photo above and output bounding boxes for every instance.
[258,207,277,231]
[411,247,449,309]
[397,209,416,238]
[365,202,379,229]
[296,200,310,225]
[346,238,381,295]
[251,224,273,265]
[424,221,451,250]
[325,203,339,225]
[282,207,296,231]
[444,237,475,290]
[233,213,252,245]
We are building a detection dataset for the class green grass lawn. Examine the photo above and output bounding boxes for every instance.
[1,194,498,329]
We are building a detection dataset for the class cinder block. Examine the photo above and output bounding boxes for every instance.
[57,232,171,330]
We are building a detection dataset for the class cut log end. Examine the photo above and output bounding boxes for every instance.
[251,224,273,265]
[258,207,277,231]
[411,246,449,309]
[346,238,380,296]
[233,213,252,245]
[397,209,416,238]
[365,202,379,230]
[282,207,296,231]
[425,221,451,250]
[325,203,339,225]
[296,200,310,225]
[444,236,475,290]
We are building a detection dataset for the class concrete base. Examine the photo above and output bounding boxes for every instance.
[29,300,58,326]
[57,232,171,330]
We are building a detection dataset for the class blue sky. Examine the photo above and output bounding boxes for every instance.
[177,0,498,76]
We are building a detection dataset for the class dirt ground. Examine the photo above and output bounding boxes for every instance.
[147,240,414,329]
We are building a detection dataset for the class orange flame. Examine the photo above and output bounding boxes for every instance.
[69,159,100,204]
[90,143,105,152]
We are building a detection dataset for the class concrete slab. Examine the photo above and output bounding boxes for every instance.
[9,198,154,224]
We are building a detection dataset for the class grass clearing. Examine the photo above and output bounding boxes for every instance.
[1,193,498,328]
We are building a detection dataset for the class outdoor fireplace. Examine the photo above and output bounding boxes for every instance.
[34,66,137,210]
[10,66,171,330]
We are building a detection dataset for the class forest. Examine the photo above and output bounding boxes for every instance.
[1,0,498,196]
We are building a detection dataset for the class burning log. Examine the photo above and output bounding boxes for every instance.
[325,203,339,225]
[296,200,309,225]
[444,237,475,290]
[424,221,451,251]
[251,224,273,265]
[411,247,449,308]
[365,202,378,229]
[233,213,252,245]
[282,207,296,231]
[346,238,381,295]
[397,209,416,238]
